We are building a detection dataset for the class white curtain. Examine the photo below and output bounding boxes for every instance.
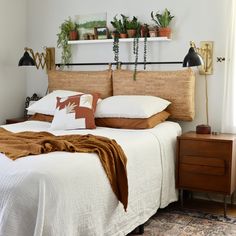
[221,0,236,133]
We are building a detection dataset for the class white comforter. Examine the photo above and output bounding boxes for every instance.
[0,121,181,236]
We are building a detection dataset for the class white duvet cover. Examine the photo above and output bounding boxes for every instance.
[0,121,181,236]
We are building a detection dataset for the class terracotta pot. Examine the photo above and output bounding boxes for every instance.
[158,27,171,39]
[69,30,78,40]
[112,32,120,39]
[127,29,137,38]
[119,33,128,38]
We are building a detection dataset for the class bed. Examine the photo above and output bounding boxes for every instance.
[0,68,195,236]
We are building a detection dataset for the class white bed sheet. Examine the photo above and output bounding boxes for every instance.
[0,121,181,236]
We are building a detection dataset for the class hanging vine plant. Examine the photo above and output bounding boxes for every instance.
[113,35,120,68]
[143,36,147,70]
[133,36,139,80]
[111,15,149,79]
[132,23,149,80]
[141,24,149,70]
[132,36,148,80]
[57,17,79,67]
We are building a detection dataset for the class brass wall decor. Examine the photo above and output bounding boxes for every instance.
[190,41,213,75]
[19,47,55,72]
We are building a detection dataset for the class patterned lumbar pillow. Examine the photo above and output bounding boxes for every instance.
[50,93,100,130]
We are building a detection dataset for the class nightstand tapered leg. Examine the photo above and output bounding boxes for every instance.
[180,189,183,207]
[231,192,234,205]
[224,195,227,218]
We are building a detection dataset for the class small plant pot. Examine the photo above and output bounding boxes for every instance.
[127,29,137,38]
[112,32,120,39]
[69,30,78,40]
[119,33,128,38]
[158,27,171,39]
[149,30,158,37]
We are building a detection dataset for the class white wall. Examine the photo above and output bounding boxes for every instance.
[0,0,27,124]
[26,0,229,132]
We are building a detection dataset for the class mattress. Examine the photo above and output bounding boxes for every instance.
[0,120,181,236]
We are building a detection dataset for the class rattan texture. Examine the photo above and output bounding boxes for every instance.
[112,69,195,121]
[48,69,113,99]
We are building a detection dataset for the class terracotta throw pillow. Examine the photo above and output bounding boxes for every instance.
[29,113,54,122]
[95,110,170,129]
[50,93,100,130]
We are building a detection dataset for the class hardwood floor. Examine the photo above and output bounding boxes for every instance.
[181,198,236,217]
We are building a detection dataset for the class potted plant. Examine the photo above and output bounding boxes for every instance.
[57,17,79,65]
[111,14,127,68]
[110,14,128,38]
[126,16,141,38]
[151,8,174,38]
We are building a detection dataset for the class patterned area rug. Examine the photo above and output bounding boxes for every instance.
[130,205,236,235]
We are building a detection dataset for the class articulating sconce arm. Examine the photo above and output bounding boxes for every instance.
[24,47,55,71]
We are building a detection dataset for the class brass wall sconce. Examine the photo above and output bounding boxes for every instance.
[183,40,214,134]
[18,47,55,72]
[191,41,214,75]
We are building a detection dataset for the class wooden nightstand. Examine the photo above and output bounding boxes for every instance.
[6,117,28,124]
[176,131,236,217]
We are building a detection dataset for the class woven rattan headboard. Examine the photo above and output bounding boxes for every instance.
[112,69,195,121]
[47,68,195,121]
[48,69,112,99]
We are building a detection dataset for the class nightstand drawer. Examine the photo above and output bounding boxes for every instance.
[179,171,229,193]
[179,140,232,159]
[180,155,226,176]
[179,155,228,192]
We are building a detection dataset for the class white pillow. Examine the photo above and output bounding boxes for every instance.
[27,100,38,115]
[95,95,171,118]
[27,90,82,116]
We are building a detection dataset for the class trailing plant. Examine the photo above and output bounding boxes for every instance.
[132,36,148,79]
[111,15,148,79]
[133,37,139,80]
[143,36,147,70]
[113,36,120,68]
[151,8,174,28]
[110,14,128,34]
[57,17,79,65]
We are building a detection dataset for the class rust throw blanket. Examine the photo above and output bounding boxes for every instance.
[0,128,128,210]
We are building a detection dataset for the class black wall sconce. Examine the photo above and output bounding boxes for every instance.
[18,47,55,72]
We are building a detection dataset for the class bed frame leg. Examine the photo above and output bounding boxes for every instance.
[138,224,144,234]
[130,223,144,235]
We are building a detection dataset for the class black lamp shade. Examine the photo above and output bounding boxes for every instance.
[183,47,204,67]
[18,51,35,66]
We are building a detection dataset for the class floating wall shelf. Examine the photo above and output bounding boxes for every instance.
[68,37,171,45]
